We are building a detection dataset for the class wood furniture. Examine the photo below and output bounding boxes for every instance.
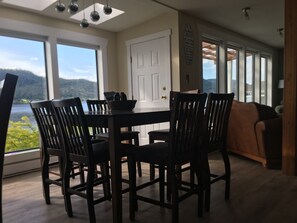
[85,107,170,223]
[52,98,113,222]
[203,93,234,212]
[30,100,65,204]
[86,99,142,177]
[0,73,18,223]
[30,100,85,205]
[127,92,207,223]
[148,89,200,180]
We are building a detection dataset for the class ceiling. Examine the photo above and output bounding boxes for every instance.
[0,0,284,48]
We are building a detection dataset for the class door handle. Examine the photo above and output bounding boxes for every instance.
[161,95,167,99]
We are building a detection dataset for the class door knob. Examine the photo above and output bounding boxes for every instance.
[161,95,167,99]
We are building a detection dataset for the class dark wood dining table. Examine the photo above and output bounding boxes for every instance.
[85,107,170,223]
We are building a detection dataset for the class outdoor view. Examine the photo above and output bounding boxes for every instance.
[0,36,98,153]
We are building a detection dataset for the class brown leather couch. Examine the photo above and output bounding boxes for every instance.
[226,100,282,169]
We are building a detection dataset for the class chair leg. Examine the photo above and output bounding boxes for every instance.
[159,165,165,204]
[134,136,142,178]
[169,167,179,223]
[41,153,50,204]
[150,164,155,181]
[221,149,231,200]
[204,160,211,212]
[101,162,111,199]
[149,137,155,181]
[86,168,96,223]
[128,156,137,221]
[63,161,73,217]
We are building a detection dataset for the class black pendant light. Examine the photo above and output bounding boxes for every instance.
[55,0,65,13]
[80,0,89,28]
[68,0,79,14]
[103,0,112,15]
[90,0,100,22]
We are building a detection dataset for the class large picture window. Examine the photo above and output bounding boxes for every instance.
[245,51,255,102]
[260,57,268,104]
[57,44,98,101]
[0,35,47,153]
[226,47,239,99]
[202,41,219,93]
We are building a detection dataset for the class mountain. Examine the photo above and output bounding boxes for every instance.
[0,69,97,103]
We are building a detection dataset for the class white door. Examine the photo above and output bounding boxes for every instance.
[130,35,171,144]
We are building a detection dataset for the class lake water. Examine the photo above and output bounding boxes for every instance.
[10,102,88,124]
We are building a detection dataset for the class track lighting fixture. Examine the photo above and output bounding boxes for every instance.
[242,7,250,20]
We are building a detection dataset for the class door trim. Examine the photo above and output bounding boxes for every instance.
[126,29,172,99]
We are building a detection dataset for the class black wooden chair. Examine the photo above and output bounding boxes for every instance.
[127,92,207,223]
[202,93,234,212]
[52,97,132,222]
[30,100,86,205]
[86,99,142,177]
[0,73,18,223]
[148,89,200,181]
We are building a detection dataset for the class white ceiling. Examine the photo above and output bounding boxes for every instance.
[0,0,284,48]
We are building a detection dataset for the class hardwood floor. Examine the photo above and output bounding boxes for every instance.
[3,152,297,223]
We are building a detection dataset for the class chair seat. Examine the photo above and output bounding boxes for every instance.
[148,129,169,139]
[129,142,169,164]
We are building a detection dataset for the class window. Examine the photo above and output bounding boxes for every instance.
[0,35,47,153]
[245,51,255,102]
[226,47,239,99]
[260,57,268,104]
[202,41,218,93]
[57,44,98,101]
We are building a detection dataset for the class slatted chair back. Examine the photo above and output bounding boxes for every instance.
[52,98,92,164]
[169,92,207,163]
[86,99,109,135]
[30,100,63,156]
[204,93,234,152]
[203,92,234,212]
[0,73,18,223]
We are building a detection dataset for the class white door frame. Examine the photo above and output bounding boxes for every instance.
[126,29,172,99]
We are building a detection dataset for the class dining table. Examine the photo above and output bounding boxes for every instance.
[85,107,170,223]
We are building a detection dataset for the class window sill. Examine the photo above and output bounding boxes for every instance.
[4,149,41,177]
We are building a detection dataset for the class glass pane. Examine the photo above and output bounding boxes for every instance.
[57,44,98,103]
[245,52,254,102]
[227,48,238,99]
[0,35,47,153]
[202,41,218,93]
[260,57,267,104]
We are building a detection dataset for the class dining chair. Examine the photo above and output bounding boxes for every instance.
[30,100,86,205]
[52,97,133,222]
[127,92,207,223]
[148,89,200,181]
[0,73,18,223]
[86,99,142,177]
[202,92,234,212]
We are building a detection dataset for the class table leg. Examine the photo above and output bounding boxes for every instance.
[108,116,123,223]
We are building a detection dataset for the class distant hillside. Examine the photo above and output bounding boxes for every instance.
[0,69,97,103]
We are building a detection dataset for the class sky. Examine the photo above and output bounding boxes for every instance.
[0,35,97,82]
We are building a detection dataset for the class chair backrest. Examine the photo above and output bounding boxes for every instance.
[0,73,18,222]
[86,99,109,134]
[30,100,63,156]
[52,98,92,164]
[204,93,234,152]
[169,92,207,163]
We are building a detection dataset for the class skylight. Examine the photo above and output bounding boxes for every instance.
[2,0,56,11]
[71,3,124,25]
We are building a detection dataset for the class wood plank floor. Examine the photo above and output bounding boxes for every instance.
[3,152,297,223]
